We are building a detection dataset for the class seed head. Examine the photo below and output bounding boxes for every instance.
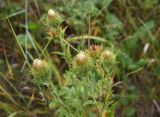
[75,51,87,65]
[48,9,56,19]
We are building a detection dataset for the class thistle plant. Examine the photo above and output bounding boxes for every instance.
[30,9,117,117]
[31,59,54,86]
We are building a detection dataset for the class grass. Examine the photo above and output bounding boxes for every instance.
[0,0,160,117]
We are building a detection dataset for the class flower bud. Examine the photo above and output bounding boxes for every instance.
[48,9,56,19]
[33,59,48,70]
[47,9,63,28]
[75,51,87,65]
[101,50,115,61]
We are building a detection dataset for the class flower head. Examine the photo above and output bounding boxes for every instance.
[89,45,102,57]
[48,9,56,19]
[75,51,87,65]
[47,9,63,28]
[101,50,115,61]
[33,59,48,70]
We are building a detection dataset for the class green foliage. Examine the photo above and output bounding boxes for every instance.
[17,34,33,49]
[124,21,155,53]
[106,12,122,40]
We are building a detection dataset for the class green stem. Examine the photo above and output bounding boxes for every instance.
[67,35,113,46]
[38,39,52,59]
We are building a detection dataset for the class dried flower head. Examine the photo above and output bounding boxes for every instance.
[75,51,87,65]
[89,45,102,57]
[48,9,56,19]
[33,59,48,70]
[47,28,58,39]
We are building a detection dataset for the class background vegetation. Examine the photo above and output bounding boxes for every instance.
[0,0,160,117]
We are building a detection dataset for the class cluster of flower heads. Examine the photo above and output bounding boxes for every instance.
[30,9,117,116]
[75,45,116,65]
[32,46,115,68]
[73,45,116,79]
[31,9,116,84]
[31,45,116,84]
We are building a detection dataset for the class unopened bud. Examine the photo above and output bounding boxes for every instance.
[48,9,56,19]
[75,51,87,65]
[101,50,115,61]
[47,9,63,27]
[33,59,48,70]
